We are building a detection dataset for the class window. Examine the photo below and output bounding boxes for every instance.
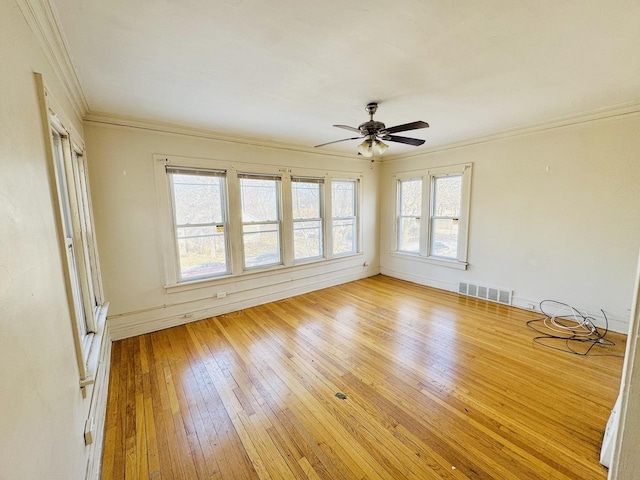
[397,178,422,253]
[52,130,92,342]
[167,167,229,280]
[73,150,104,321]
[156,155,362,287]
[48,118,107,385]
[430,175,462,260]
[292,177,324,261]
[239,173,282,269]
[394,164,472,268]
[331,179,358,256]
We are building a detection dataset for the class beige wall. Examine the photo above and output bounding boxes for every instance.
[380,114,640,333]
[84,122,380,339]
[0,2,99,479]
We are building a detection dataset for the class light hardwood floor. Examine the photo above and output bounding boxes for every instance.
[101,275,626,479]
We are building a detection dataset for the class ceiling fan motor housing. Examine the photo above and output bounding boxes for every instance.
[358,120,386,137]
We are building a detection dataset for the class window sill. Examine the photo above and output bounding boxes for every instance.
[390,251,468,270]
[165,253,364,294]
[80,302,109,390]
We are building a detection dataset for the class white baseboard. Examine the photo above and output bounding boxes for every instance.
[109,266,380,340]
[511,297,629,334]
[380,267,458,293]
[381,267,629,334]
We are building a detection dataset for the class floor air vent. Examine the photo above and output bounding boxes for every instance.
[458,282,512,305]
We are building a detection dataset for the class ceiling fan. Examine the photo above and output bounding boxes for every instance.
[314,102,429,157]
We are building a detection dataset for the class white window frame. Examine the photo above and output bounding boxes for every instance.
[155,155,363,292]
[392,163,472,270]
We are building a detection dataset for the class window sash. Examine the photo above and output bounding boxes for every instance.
[293,219,323,260]
[168,170,230,281]
[242,225,282,268]
[240,175,283,269]
[74,151,104,316]
[331,180,358,256]
[331,218,357,256]
[397,216,421,253]
[292,177,324,261]
[397,178,423,253]
[429,174,462,259]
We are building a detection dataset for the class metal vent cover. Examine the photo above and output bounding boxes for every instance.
[458,282,512,305]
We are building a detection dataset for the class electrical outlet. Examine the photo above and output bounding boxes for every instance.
[84,417,94,445]
[527,303,536,311]
[217,291,227,299]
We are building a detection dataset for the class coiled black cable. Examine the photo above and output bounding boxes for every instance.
[526,300,623,357]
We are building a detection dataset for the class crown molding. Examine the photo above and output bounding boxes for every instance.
[16,0,89,124]
[84,112,369,161]
[384,99,640,162]
[86,98,640,165]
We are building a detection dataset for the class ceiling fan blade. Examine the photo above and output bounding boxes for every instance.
[314,137,362,148]
[381,120,429,135]
[384,135,426,146]
[333,124,361,133]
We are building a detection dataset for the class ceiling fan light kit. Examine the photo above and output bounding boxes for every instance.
[315,102,429,157]
[357,139,373,157]
[374,139,389,154]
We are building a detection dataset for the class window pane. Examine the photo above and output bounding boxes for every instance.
[332,180,355,218]
[292,181,321,219]
[243,224,281,267]
[400,179,422,216]
[433,176,462,218]
[241,177,279,222]
[431,218,458,259]
[294,220,322,260]
[52,132,74,235]
[398,217,420,253]
[172,174,224,225]
[177,226,228,279]
[332,219,355,255]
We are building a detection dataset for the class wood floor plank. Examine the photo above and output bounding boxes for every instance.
[101,275,625,479]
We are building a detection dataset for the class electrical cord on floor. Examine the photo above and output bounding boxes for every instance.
[526,300,624,357]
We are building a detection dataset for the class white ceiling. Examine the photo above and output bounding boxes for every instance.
[50,0,640,156]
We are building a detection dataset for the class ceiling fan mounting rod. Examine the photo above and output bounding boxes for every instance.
[365,102,378,119]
